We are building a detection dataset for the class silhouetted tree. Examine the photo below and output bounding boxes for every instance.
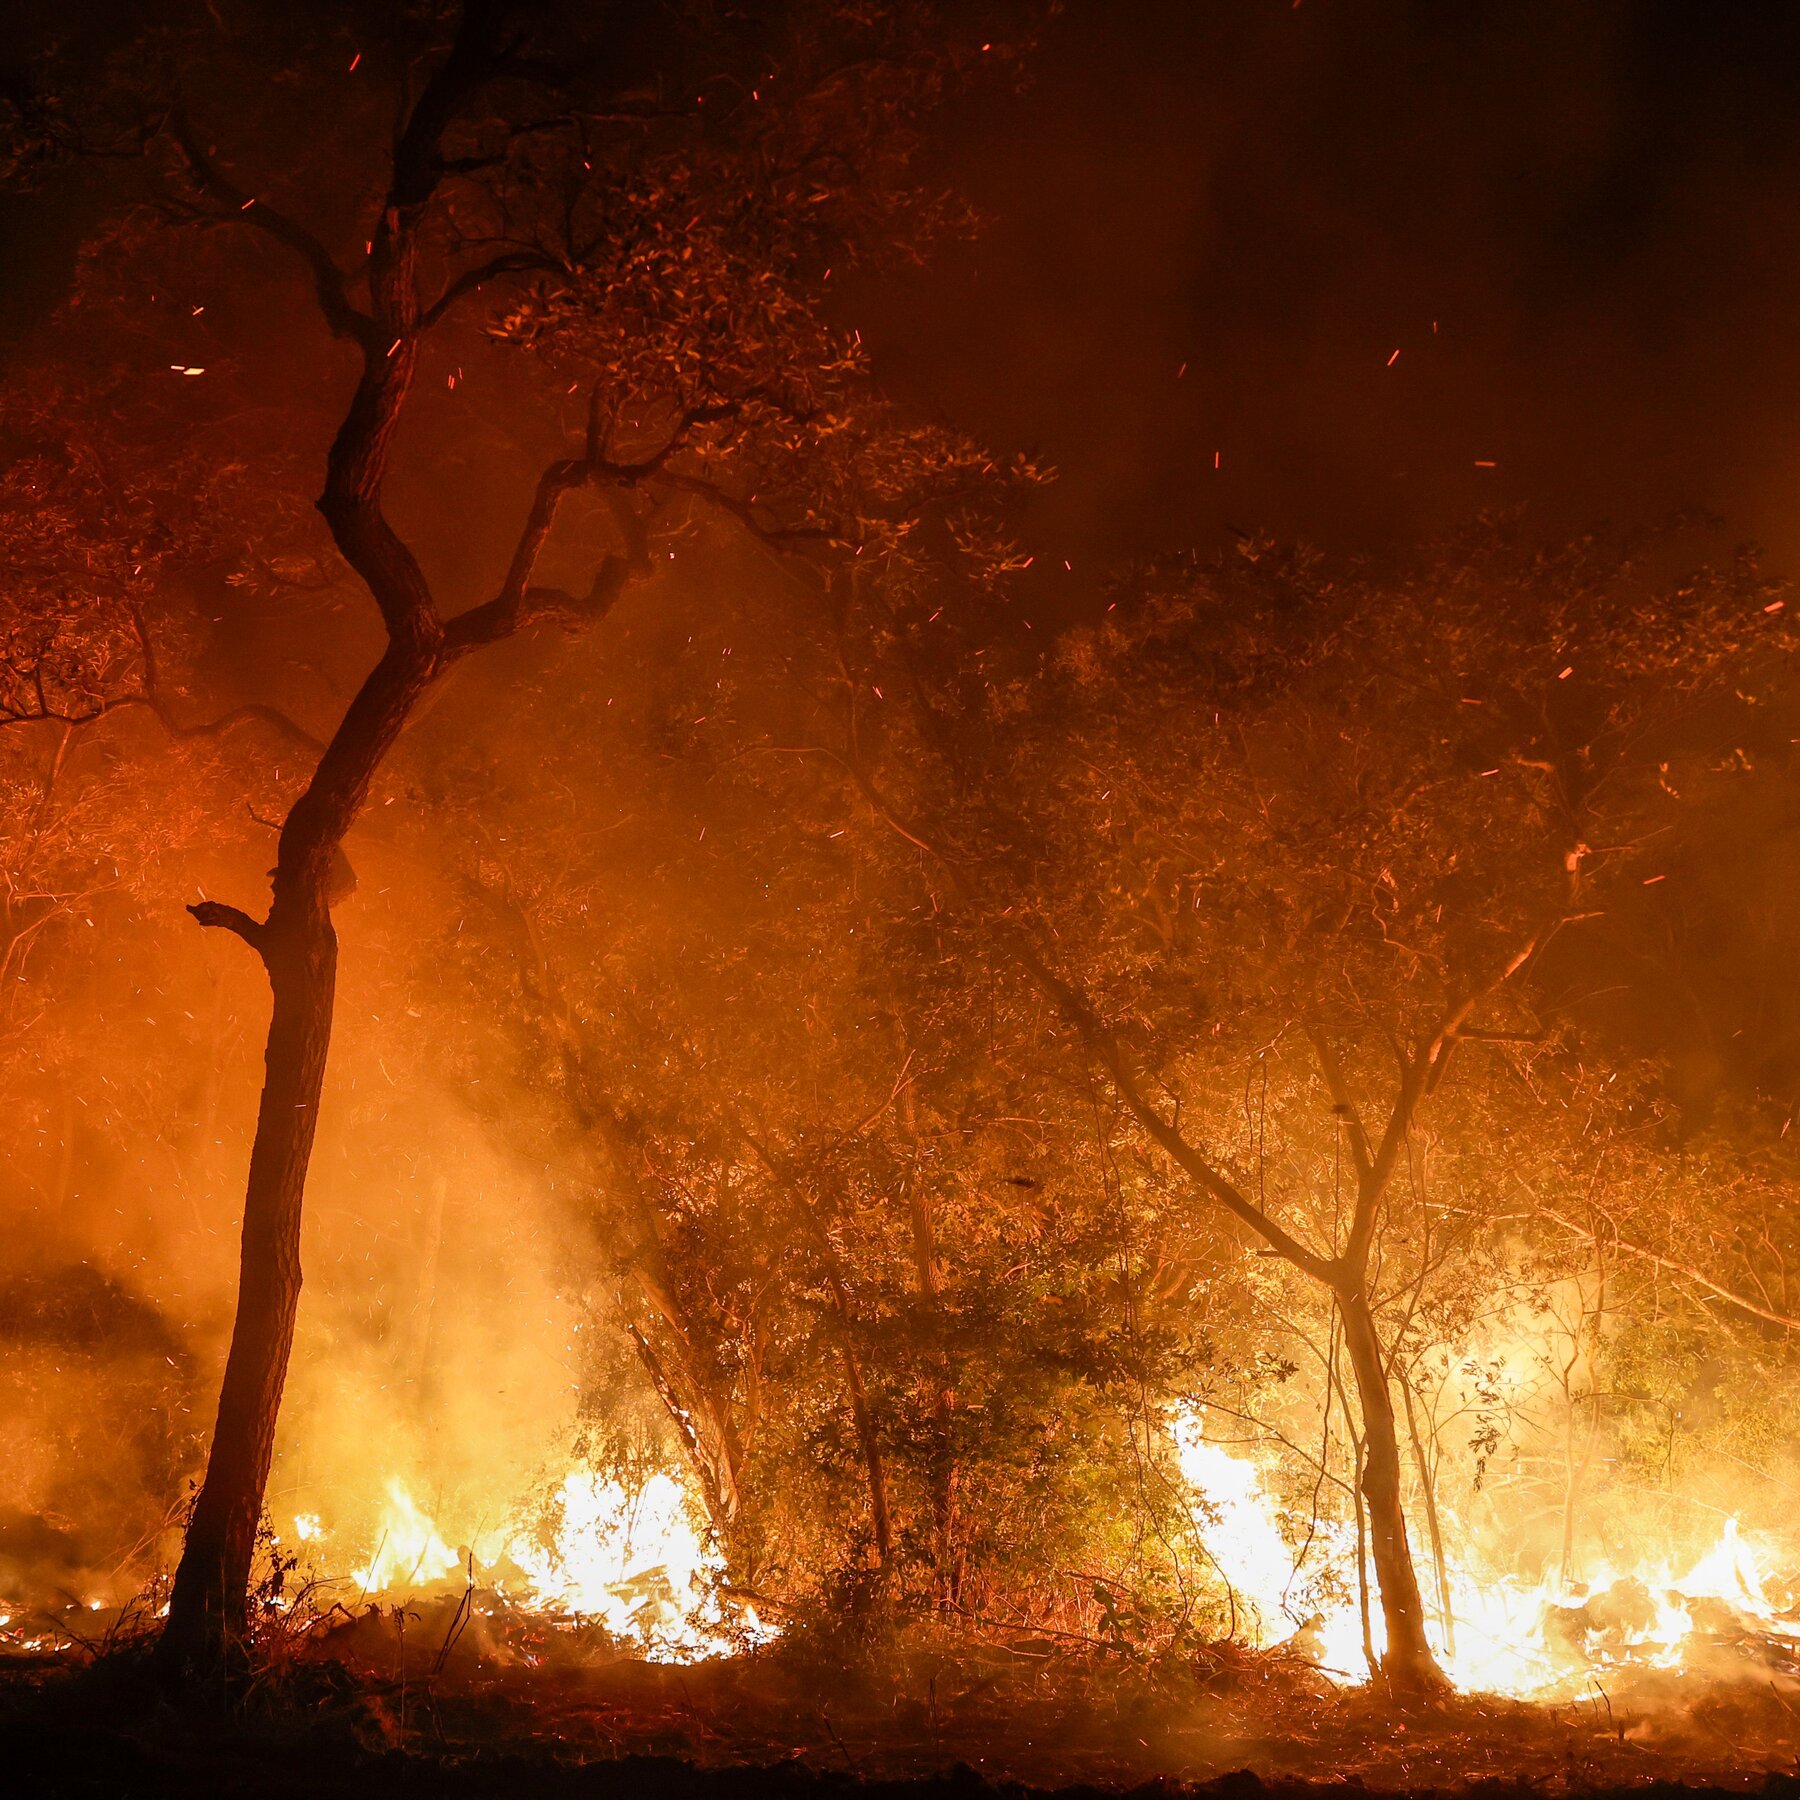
[9,0,1035,1675]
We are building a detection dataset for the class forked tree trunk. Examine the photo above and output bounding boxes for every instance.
[1334,1279,1444,1693]
[157,904,335,1669]
[153,3,655,1682]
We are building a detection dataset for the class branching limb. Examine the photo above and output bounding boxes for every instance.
[1538,1205,1800,1334]
[1308,1027,1376,1190]
[1001,929,1336,1282]
[1,689,323,753]
[662,472,835,550]
[443,392,722,654]
[419,250,562,329]
[1338,927,1553,1268]
[164,107,374,349]
[187,899,269,962]
[815,722,1335,1282]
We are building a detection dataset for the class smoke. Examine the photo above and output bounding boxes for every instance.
[859,0,1800,575]
[6,0,1800,1690]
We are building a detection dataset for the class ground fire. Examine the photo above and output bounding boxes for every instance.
[6,2,1800,1796]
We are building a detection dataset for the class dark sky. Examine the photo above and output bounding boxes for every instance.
[859,0,1800,580]
[6,1,1799,576]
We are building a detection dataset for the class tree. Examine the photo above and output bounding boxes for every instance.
[812,524,1794,1688]
[11,0,1036,1674]
[363,539,1192,1627]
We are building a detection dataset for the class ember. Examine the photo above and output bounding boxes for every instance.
[5,2,1800,1792]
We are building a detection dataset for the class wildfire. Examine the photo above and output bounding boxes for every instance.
[285,1460,762,1662]
[1175,1409,1800,1697]
[349,1479,460,1594]
[506,1468,740,1657]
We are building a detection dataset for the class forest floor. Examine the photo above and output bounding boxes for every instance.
[5,1607,1800,1798]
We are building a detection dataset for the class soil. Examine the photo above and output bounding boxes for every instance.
[6,1615,1800,1799]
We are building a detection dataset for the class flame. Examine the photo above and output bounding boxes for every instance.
[1175,1409,1800,1696]
[505,1468,739,1658]
[1173,1416,1370,1678]
[349,1478,460,1593]
[294,1459,764,1661]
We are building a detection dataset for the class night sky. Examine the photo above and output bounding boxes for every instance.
[5,2,1799,576]
[857,0,1800,578]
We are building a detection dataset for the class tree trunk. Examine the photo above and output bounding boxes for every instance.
[157,903,336,1675]
[1400,1370,1456,1656]
[622,1270,746,1537]
[907,1177,960,1602]
[824,1273,892,1569]
[158,635,442,1679]
[1334,1280,1445,1693]
[152,4,643,1679]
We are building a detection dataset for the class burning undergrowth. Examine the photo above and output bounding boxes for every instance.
[1174,1415,1800,1700]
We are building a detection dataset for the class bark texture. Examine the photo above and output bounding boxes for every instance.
[158,911,336,1661]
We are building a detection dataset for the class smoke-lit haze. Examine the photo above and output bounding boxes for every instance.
[5,1,1800,1739]
[860,1,1800,577]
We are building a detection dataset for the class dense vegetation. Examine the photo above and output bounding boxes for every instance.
[4,0,1800,1707]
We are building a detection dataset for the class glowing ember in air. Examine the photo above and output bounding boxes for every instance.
[1174,1410,1800,1697]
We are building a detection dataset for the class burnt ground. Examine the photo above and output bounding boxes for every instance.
[6,1615,1800,1799]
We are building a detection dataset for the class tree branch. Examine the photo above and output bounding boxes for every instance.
[165,106,374,348]
[810,722,1338,1283]
[419,249,562,330]
[1309,1027,1376,1193]
[187,899,269,961]
[1538,1205,1800,1334]
[1002,927,1337,1284]
[1,689,323,753]
[441,394,703,655]
[661,472,836,550]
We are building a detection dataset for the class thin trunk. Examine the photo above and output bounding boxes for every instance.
[158,330,448,1681]
[1559,1398,1578,1591]
[152,7,641,1682]
[1334,1280,1444,1693]
[733,1111,892,1570]
[1352,1437,1374,1676]
[624,1301,744,1536]
[157,905,336,1671]
[1400,1371,1456,1657]
[625,1257,745,1534]
[907,1174,959,1602]
[611,1174,749,1537]
[1326,1320,1375,1676]
[823,1266,893,1568]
